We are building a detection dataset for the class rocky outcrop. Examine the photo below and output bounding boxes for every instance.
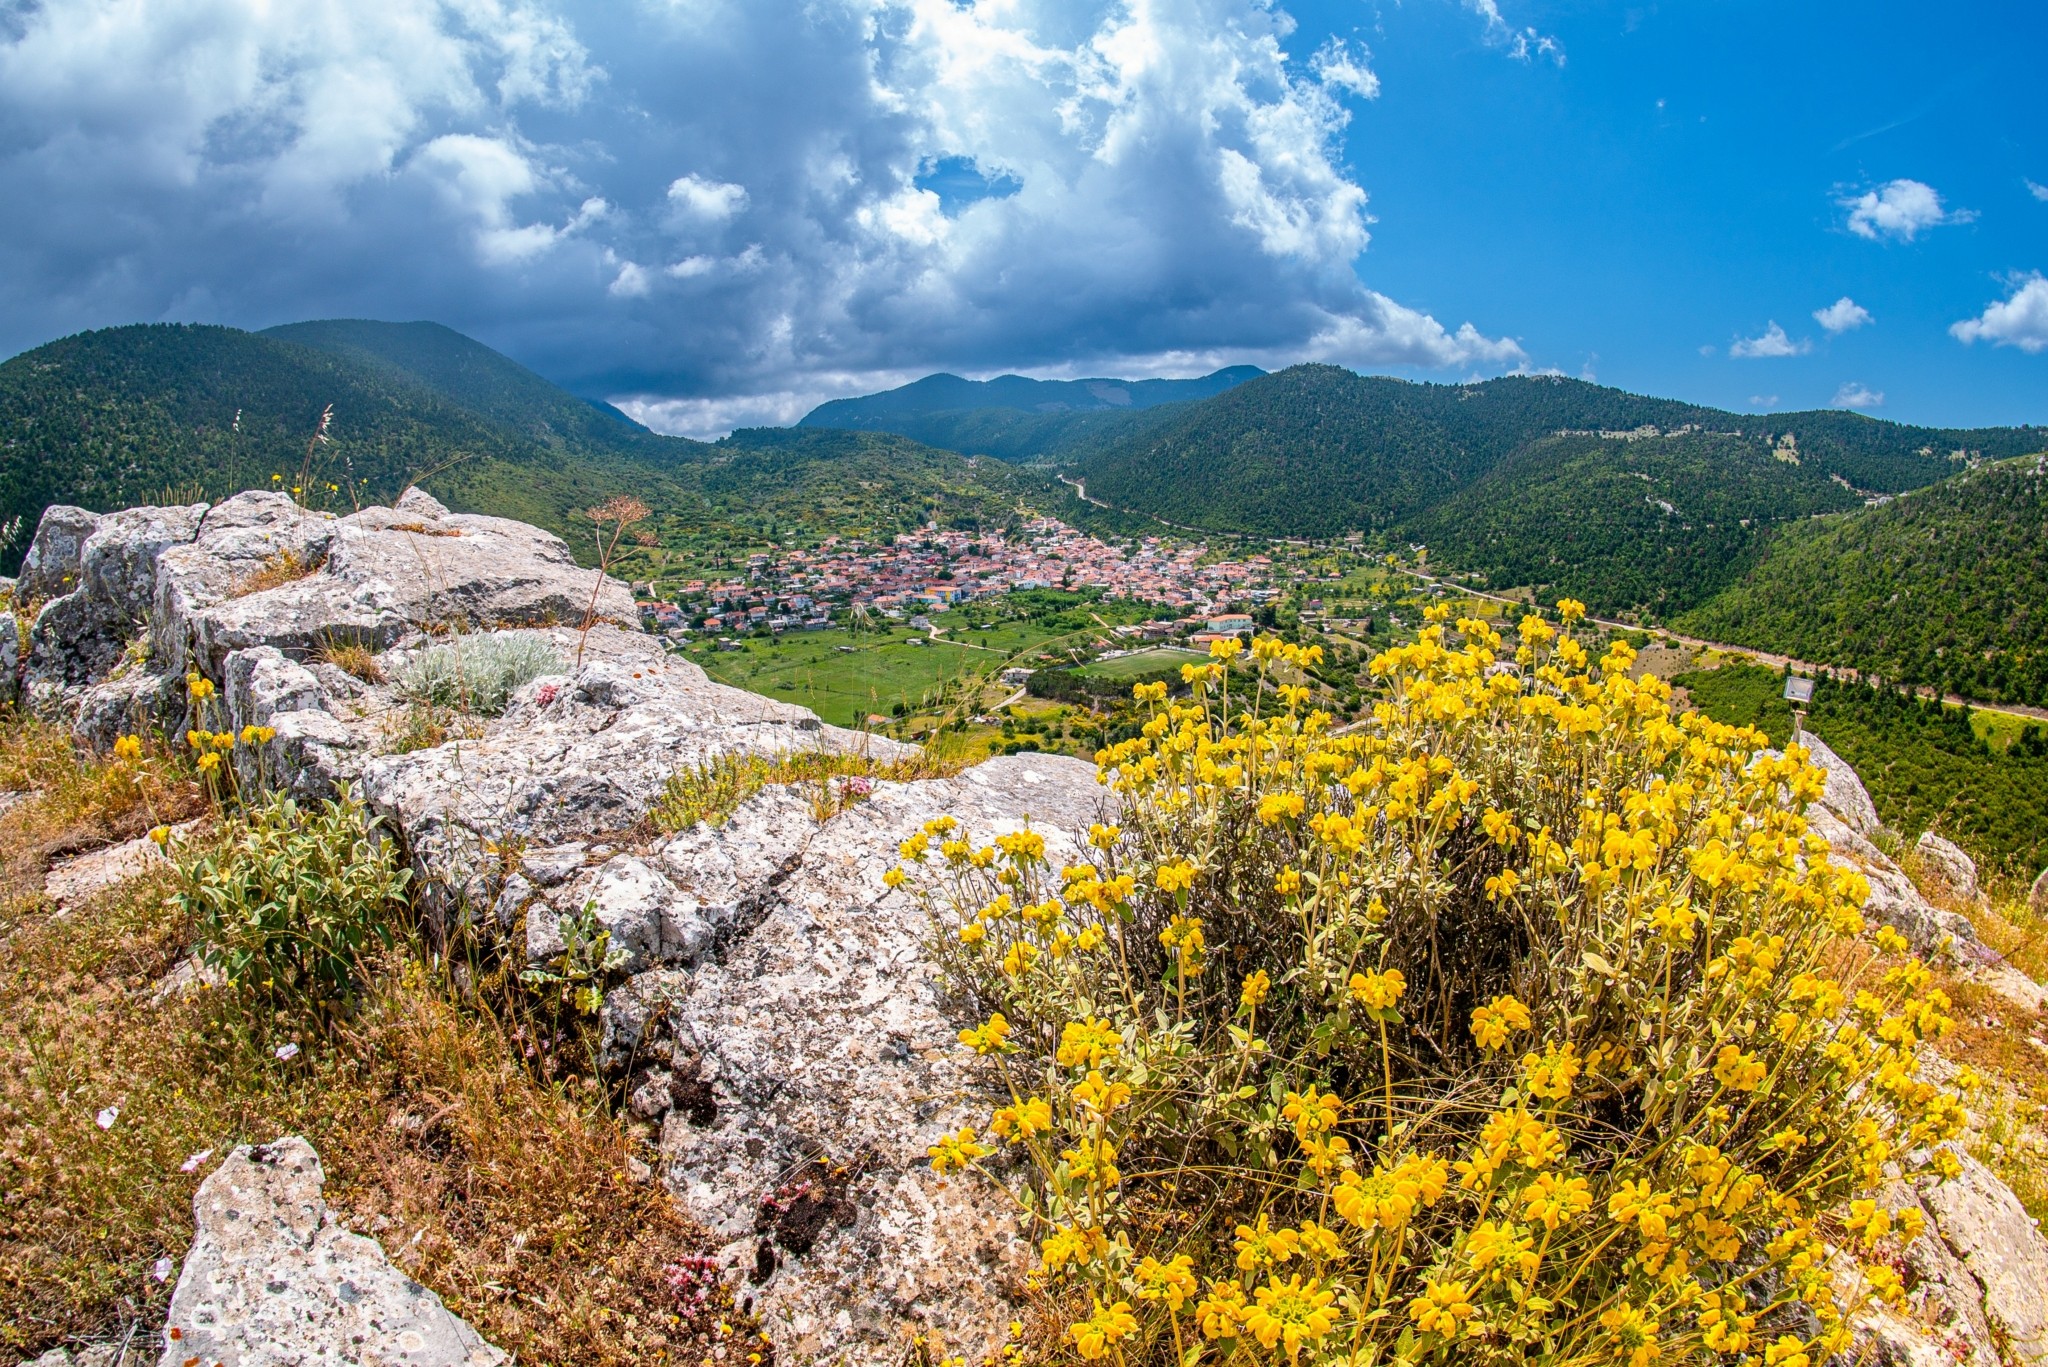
[24,491,2047,1367]
[355,627,909,933]
[1854,1152,2048,1367]
[159,1136,505,1367]
[632,755,1104,1361]
[1917,832,1982,904]
[1802,736,1987,962]
[20,489,635,746]
[17,504,100,602]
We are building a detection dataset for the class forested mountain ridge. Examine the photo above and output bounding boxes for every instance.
[1072,365,2042,538]
[801,365,1263,425]
[262,319,687,465]
[1676,454,2048,707]
[798,366,1266,465]
[0,323,1056,573]
[1406,429,1869,617]
[0,322,624,564]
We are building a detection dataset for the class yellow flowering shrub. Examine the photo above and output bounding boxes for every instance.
[901,607,1966,1366]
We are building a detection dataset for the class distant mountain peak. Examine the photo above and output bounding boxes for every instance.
[799,365,1265,428]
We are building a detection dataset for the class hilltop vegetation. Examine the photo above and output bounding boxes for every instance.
[1408,429,1865,616]
[262,319,677,463]
[1678,455,2048,707]
[0,323,1060,576]
[799,366,1266,465]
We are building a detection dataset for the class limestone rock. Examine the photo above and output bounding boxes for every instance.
[17,504,99,602]
[648,755,1108,1365]
[0,611,19,709]
[358,628,904,928]
[27,503,206,692]
[44,828,173,909]
[2032,867,2048,917]
[159,1135,505,1367]
[1917,1153,2048,1365]
[1807,802,1983,962]
[1800,743,1985,962]
[20,490,636,750]
[1805,734,1882,838]
[1916,832,1981,903]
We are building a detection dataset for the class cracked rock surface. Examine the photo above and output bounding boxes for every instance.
[158,1136,505,1367]
[626,754,1107,1363]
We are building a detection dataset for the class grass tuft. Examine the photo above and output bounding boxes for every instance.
[228,548,322,598]
[314,638,385,684]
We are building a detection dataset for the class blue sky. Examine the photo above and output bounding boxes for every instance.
[1309,1,2047,427]
[0,0,2040,434]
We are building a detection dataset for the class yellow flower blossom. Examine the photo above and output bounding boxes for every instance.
[1068,1300,1137,1360]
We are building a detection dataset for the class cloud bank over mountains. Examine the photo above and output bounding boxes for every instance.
[0,0,1526,436]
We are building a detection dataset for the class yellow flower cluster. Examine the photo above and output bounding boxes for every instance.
[902,607,1963,1366]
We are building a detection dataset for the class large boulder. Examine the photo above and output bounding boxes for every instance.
[159,1136,505,1367]
[1915,1152,2048,1365]
[16,504,100,602]
[357,626,905,927]
[1805,735,1882,837]
[18,489,636,746]
[1916,832,1981,903]
[25,502,206,695]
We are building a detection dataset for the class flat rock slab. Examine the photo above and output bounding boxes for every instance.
[43,826,191,909]
[159,1136,505,1367]
[652,754,1108,1365]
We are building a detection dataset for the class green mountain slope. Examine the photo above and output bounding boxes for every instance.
[1406,430,1867,617]
[798,366,1266,464]
[823,403,1188,465]
[1677,454,2048,707]
[801,366,1262,426]
[262,319,686,464]
[0,323,1057,576]
[1057,364,2041,615]
[1074,366,2040,539]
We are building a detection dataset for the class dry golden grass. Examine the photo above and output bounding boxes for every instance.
[651,744,970,833]
[0,722,205,918]
[228,548,320,598]
[313,638,385,684]
[0,880,737,1364]
[0,720,739,1364]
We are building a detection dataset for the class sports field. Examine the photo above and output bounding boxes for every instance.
[695,613,1134,727]
[1074,647,1205,679]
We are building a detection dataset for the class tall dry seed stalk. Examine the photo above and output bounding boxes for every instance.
[576,496,652,671]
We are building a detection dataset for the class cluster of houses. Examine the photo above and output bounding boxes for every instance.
[639,519,1289,640]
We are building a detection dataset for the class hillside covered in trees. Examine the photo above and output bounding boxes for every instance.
[0,323,1057,573]
[1678,455,2048,706]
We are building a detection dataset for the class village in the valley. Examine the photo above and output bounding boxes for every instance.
[639,517,1307,639]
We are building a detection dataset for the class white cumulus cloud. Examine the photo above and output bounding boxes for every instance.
[667,174,748,222]
[1730,321,1810,359]
[1812,297,1872,335]
[1832,381,1883,409]
[0,0,1527,427]
[1949,272,2048,354]
[1840,178,1974,242]
[2028,179,2048,202]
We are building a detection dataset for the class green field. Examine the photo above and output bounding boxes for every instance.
[694,598,1153,728]
[1075,647,1205,679]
